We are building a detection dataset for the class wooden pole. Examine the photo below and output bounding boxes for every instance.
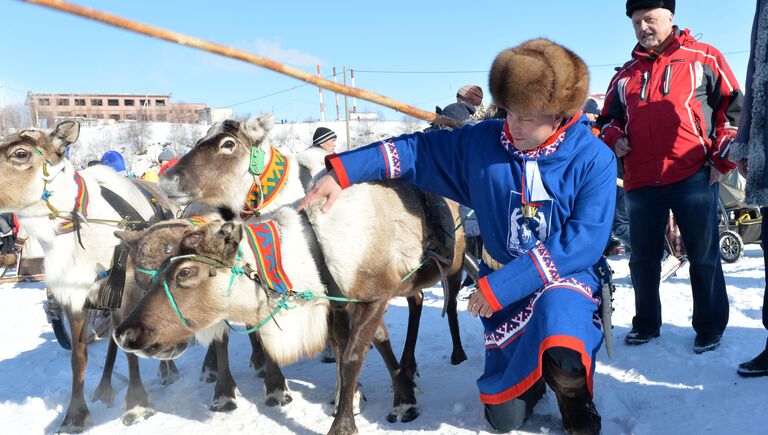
[22,0,462,128]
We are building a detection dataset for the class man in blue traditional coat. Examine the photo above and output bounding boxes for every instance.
[299,38,615,435]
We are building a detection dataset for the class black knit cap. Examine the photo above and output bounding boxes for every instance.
[312,127,337,147]
[626,0,674,17]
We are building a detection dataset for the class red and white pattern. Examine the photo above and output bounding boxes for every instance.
[378,139,402,179]
[529,241,559,283]
[484,276,598,349]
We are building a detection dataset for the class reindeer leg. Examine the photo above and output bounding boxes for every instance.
[157,359,180,386]
[90,334,118,407]
[329,308,364,414]
[328,301,388,435]
[58,308,90,433]
[374,320,419,424]
[210,334,238,412]
[263,351,292,407]
[199,341,218,383]
[445,271,467,365]
[121,352,155,426]
[249,330,266,378]
[399,292,423,382]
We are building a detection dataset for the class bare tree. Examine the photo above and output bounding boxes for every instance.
[0,103,33,136]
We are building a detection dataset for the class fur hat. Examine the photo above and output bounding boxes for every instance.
[626,0,675,17]
[312,127,337,147]
[488,38,589,118]
[457,85,484,106]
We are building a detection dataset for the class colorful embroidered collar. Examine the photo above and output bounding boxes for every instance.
[242,221,293,294]
[500,113,581,160]
[243,146,290,213]
[55,172,89,235]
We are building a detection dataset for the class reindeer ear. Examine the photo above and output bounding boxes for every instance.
[114,229,144,252]
[242,113,275,144]
[19,129,45,143]
[49,121,80,157]
[179,230,206,254]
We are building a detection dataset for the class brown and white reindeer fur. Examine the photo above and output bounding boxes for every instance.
[154,113,466,434]
[114,209,330,368]
[0,121,181,432]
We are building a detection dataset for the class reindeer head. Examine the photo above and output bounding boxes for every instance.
[159,114,275,212]
[115,220,193,291]
[0,121,79,211]
[114,221,246,359]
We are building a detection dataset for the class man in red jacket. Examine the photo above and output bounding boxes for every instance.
[599,0,742,353]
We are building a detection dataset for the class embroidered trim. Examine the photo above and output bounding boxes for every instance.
[55,172,89,236]
[242,221,293,294]
[529,242,559,283]
[501,121,566,159]
[243,147,290,212]
[186,216,208,226]
[483,277,597,349]
[378,140,402,178]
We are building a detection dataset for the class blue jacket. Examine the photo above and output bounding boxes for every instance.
[326,116,616,310]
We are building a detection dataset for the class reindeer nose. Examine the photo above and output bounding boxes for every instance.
[114,324,145,350]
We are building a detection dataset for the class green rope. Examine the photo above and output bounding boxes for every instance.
[136,267,159,283]
[163,278,191,328]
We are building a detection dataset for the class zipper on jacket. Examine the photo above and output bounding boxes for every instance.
[640,71,649,101]
[662,65,672,96]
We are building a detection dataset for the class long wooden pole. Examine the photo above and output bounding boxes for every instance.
[22,0,462,128]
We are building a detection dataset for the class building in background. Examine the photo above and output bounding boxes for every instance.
[26,92,208,128]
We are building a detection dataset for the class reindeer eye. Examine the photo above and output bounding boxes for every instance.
[11,148,31,161]
[218,137,237,152]
[179,267,192,278]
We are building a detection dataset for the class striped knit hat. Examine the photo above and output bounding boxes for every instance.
[312,127,337,147]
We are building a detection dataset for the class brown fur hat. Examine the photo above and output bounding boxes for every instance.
[488,38,589,118]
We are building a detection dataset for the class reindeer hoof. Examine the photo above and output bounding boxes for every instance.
[386,404,420,423]
[265,390,292,407]
[200,369,217,383]
[90,383,116,407]
[58,410,90,434]
[450,349,468,365]
[121,406,156,426]
[210,397,237,412]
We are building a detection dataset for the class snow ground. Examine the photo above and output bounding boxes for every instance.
[1,246,767,435]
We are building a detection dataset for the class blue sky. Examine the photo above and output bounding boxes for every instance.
[0,0,755,122]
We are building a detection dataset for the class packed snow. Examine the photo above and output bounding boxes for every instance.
[0,245,767,434]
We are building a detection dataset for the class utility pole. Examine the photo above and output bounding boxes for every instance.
[343,66,351,150]
[333,67,341,121]
[317,65,325,122]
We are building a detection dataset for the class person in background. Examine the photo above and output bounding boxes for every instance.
[730,0,768,377]
[587,98,630,256]
[457,84,486,121]
[599,0,742,352]
[158,148,178,175]
[100,150,134,177]
[300,38,614,434]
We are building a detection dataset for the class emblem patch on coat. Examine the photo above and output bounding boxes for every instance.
[507,191,552,257]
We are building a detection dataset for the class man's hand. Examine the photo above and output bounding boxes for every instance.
[614,137,631,158]
[737,159,749,178]
[468,290,495,318]
[297,172,343,213]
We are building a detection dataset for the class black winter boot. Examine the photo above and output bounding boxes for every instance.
[543,352,601,435]
[738,346,768,377]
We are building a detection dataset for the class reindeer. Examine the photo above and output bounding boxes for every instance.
[114,219,293,409]
[114,211,329,382]
[157,114,466,433]
[0,121,187,432]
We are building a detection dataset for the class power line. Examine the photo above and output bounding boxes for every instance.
[223,71,342,108]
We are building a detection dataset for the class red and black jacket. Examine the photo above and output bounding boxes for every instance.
[599,27,743,191]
